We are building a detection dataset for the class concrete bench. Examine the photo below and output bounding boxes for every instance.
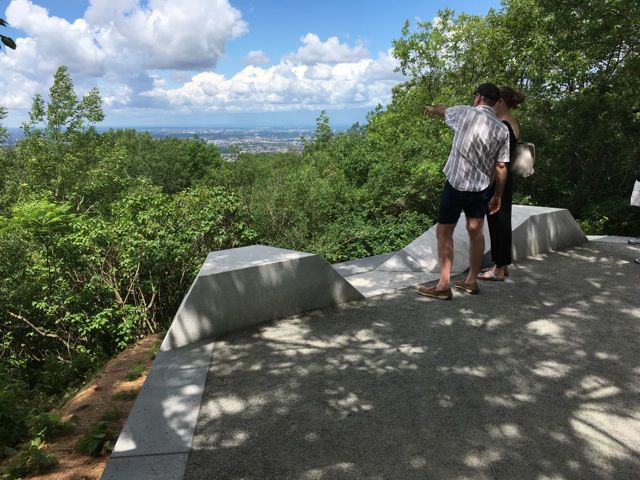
[341,205,587,297]
[160,245,364,351]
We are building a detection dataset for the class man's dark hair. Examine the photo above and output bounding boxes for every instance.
[473,83,500,106]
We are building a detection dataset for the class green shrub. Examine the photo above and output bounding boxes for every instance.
[1,438,57,479]
[0,372,29,458]
[36,353,100,397]
[311,210,431,263]
[27,412,75,442]
[576,199,640,236]
[74,407,119,457]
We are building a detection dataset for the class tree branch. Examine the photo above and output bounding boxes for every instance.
[7,310,72,351]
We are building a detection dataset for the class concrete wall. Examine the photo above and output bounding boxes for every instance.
[339,206,588,297]
[160,245,364,351]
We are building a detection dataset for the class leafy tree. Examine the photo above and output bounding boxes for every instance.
[0,106,14,211]
[23,66,104,138]
[388,0,640,234]
[0,18,16,50]
[18,66,104,202]
[0,105,7,143]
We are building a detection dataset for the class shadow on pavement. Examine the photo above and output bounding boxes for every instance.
[183,242,640,480]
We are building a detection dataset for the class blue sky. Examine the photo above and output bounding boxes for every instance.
[0,0,502,128]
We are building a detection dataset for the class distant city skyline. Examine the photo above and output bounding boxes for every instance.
[0,0,502,128]
[2,126,319,158]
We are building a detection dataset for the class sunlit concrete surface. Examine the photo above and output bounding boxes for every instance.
[343,205,587,297]
[161,245,364,351]
[102,341,214,480]
[102,238,640,480]
[184,240,640,480]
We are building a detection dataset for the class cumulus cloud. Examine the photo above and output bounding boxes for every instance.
[0,1,405,120]
[143,48,404,112]
[285,33,370,65]
[5,0,105,76]
[84,0,247,70]
[0,0,247,109]
[244,49,270,66]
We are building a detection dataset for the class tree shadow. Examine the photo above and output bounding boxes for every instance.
[182,242,640,480]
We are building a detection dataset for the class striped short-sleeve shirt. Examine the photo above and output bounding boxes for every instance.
[443,105,510,192]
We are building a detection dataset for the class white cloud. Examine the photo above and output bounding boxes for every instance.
[5,0,106,76]
[285,33,370,65]
[84,0,247,70]
[244,50,270,66]
[0,2,405,122]
[0,0,247,109]
[143,48,404,112]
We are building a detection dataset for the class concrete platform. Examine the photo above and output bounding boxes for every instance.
[161,245,364,351]
[343,205,587,297]
[103,341,214,479]
[101,237,640,480]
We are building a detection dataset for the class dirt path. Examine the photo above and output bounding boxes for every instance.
[22,333,164,480]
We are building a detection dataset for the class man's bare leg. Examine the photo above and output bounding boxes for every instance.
[465,217,485,284]
[436,223,456,290]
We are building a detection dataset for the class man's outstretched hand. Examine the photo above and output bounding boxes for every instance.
[423,105,447,117]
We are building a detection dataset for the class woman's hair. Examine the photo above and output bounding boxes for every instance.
[499,86,525,109]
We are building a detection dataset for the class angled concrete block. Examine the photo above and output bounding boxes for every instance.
[332,252,395,277]
[509,206,588,260]
[345,270,440,298]
[161,245,364,351]
[376,229,438,272]
[367,206,587,276]
[377,216,489,273]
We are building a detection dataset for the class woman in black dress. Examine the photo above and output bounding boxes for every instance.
[478,86,525,281]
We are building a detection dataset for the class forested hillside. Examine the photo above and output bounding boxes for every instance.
[1,0,639,475]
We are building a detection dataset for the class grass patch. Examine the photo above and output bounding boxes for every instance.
[27,412,75,441]
[74,407,119,457]
[148,340,161,361]
[111,389,138,401]
[124,362,146,381]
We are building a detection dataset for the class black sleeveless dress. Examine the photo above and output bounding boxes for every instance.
[487,121,517,267]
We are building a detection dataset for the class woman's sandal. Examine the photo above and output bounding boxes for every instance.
[477,270,505,281]
[479,266,509,277]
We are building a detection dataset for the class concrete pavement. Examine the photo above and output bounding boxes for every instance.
[180,239,640,480]
[101,237,640,479]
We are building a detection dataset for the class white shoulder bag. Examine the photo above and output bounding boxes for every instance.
[511,141,535,177]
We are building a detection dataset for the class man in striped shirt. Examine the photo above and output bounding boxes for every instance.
[418,82,510,300]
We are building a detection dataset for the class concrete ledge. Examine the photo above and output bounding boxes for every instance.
[101,340,215,480]
[376,205,586,274]
[340,205,588,297]
[332,252,395,276]
[161,245,364,351]
[588,235,638,244]
[100,453,189,480]
[110,342,214,457]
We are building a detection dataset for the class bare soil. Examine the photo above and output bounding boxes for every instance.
[17,333,164,480]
